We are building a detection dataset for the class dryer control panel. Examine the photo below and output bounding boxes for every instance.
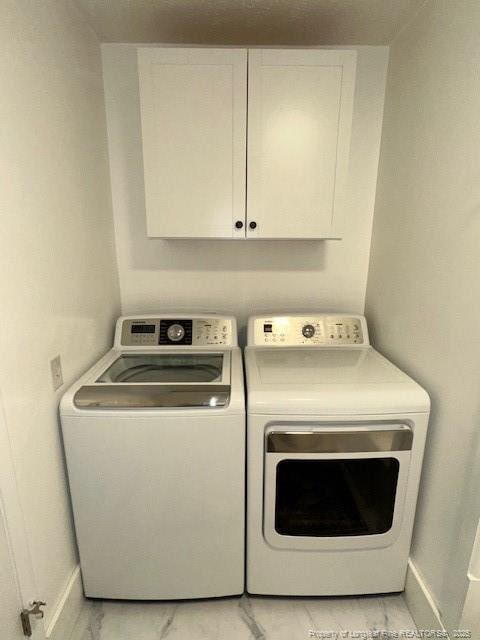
[118,316,235,348]
[248,315,369,347]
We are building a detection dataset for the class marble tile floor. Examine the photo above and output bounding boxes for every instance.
[69,593,417,640]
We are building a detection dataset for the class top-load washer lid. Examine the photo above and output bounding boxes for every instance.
[96,353,224,384]
[74,352,230,409]
[244,347,430,415]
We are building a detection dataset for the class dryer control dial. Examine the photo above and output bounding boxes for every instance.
[302,324,315,339]
[167,323,186,342]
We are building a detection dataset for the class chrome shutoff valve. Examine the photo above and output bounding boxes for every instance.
[20,601,46,637]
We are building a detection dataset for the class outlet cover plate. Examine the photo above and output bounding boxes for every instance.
[50,355,63,391]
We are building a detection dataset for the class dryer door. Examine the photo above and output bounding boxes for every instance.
[263,424,412,551]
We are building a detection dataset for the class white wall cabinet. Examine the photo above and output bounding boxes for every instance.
[138,47,356,239]
[247,49,356,239]
[138,47,247,238]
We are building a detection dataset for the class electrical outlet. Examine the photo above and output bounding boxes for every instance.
[50,355,63,391]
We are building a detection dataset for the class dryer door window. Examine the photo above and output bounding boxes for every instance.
[263,425,413,551]
[274,458,399,537]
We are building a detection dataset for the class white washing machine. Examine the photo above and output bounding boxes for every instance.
[61,314,244,599]
[245,313,430,596]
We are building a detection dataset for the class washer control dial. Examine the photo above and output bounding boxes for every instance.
[167,323,186,342]
[302,324,315,339]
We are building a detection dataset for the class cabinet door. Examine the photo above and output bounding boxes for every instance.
[138,48,247,238]
[247,49,356,239]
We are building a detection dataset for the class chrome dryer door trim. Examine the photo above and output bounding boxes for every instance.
[267,426,412,453]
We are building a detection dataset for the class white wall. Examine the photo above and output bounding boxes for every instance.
[365,0,480,631]
[102,45,388,332]
[0,0,120,629]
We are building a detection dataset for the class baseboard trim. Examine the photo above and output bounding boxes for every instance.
[46,565,84,639]
[43,559,454,637]
[405,559,447,634]
[459,576,480,637]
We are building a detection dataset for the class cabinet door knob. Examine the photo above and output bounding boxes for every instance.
[235,220,244,229]
[249,221,257,230]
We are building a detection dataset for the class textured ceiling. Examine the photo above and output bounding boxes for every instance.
[74,0,421,45]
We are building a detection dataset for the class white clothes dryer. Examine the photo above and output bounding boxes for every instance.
[61,314,244,599]
[245,314,430,596]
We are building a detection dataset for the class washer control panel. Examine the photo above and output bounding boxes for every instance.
[249,315,368,347]
[120,317,234,347]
